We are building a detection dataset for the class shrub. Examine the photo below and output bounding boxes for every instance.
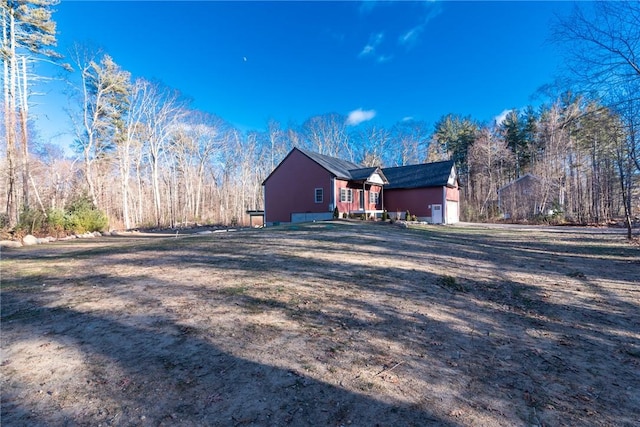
[342,212,347,219]
[64,196,108,234]
[333,207,339,219]
[381,210,388,221]
[16,208,46,236]
[411,214,418,222]
[405,210,411,221]
[46,208,66,236]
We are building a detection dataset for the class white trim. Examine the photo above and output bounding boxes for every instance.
[447,165,457,187]
[332,178,336,212]
[369,191,379,205]
[368,173,384,185]
[442,186,447,224]
[340,188,353,203]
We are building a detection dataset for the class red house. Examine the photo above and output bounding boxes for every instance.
[382,160,460,224]
[262,148,388,224]
[262,148,460,225]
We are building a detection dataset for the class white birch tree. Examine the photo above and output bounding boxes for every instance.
[1,0,60,226]
[140,82,183,227]
[69,47,130,208]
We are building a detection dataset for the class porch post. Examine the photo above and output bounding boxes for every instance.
[363,182,366,215]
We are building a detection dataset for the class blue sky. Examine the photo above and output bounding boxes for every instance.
[34,1,575,150]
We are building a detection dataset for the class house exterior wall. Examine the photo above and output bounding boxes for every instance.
[384,187,444,219]
[384,186,460,223]
[334,180,383,217]
[264,150,333,223]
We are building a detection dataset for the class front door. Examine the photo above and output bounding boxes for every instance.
[358,190,365,210]
[432,204,443,224]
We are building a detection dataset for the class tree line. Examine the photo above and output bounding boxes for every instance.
[2,1,638,237]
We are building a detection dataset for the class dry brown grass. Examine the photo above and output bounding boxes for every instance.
[1,221,639,426]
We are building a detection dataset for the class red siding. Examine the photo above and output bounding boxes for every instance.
[384,187,445,217]
[264,150,334,223]
[335,180,383,215]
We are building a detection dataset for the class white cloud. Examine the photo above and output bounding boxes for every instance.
[359,32,384,58]
[359,44,375,57]
[399,27,422,47]
[377,54,393,63]
[494,109,512,126]
[398,2,443,50]
[346,108,377,126]
[402,116,415,122]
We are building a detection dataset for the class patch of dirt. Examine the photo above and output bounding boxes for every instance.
[1,222,639,426]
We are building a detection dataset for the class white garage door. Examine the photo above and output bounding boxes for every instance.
[446,201,459,224]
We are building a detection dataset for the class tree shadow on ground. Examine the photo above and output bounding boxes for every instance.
[2,222,639,426]
[1,290,458,427]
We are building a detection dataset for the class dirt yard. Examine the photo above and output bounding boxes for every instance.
[1,221,639,426]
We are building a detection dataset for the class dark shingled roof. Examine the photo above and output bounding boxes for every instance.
[298,148,361,179]
[382,160,456,189]
[276,148,452,189]
[348,167,379,181]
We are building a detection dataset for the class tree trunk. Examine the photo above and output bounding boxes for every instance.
[18,56,30,210]
[618,169,633,240]
[3,9,18,226]
[150,153,162,227]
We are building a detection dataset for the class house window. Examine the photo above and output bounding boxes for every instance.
[340,188,352,203]
[315,188,323,203]
[369,191,379,205]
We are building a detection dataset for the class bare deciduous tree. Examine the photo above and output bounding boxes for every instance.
[2,0,60,225]
[554,0,639,237]
[300,113,350,159]
[69,47,130,208]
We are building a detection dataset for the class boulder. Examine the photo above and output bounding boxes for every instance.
[22,234,38,246]
[0,240,22,248]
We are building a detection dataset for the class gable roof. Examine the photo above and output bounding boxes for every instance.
[382,160,456,189]
[349,167,379,181]
[297,148,361,180]
[348,167,389,184]
[263,147,453,189]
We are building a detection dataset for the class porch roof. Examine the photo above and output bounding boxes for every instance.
[299,149,388,184]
